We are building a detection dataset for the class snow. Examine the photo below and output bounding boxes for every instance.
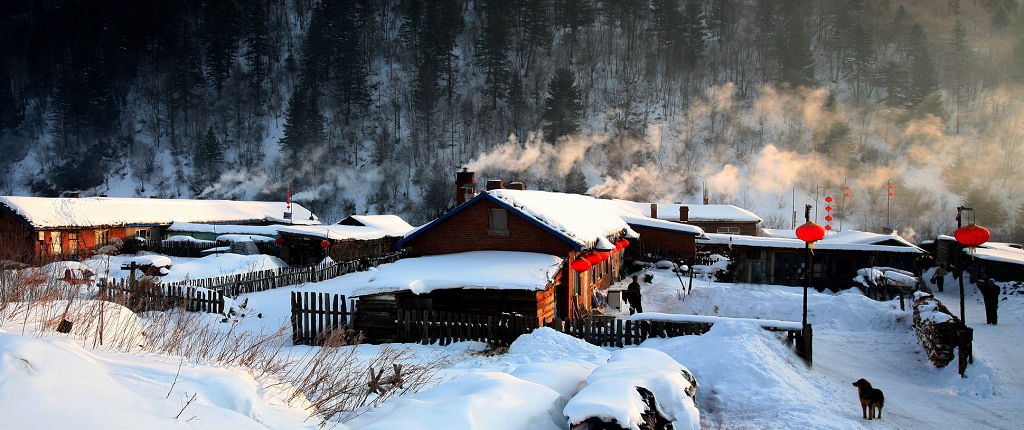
[278,223,406,241]
[343,215,416,236]
[4,253,1024,429]
[0,196,318,228]
[166,222,285,236]
[351,251,565,296]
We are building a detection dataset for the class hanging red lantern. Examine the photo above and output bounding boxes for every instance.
[954,224,990,248]
[824,215,833,222]
[889,184,895,189]
[825,225,833,230]
[888,192,895,197]
[844,186,851,191]
[795,221,827,244]
[571,258,592,272]
[275,236,285,245]
[824,196,833,203]
[825,206,833,212]
[584,253,604,265]
[616,239,630,250]
[320,239,331,249]
[596,251,611,261]
[844,193,851,198]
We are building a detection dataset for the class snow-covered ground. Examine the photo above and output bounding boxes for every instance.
[2,254,1022,429]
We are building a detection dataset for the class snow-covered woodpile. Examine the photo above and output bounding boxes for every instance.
[911,292,959,368]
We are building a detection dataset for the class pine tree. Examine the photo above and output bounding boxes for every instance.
[0,66,23,130]
[201,0,242,93]
[906,23,943,119]
[279,79,324,168]
[475,0,512,109]
[542,67,583,143]
[679,0,706,68]
[564,163,588,194]
[777,0,814,88]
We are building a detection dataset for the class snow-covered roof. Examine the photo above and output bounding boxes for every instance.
[351,251,564,296]
[402,189,637,251]
[618,201,763,223]
[600,199,705,237]
[342,214,415,236]
[166,222,285,236]
[704,230,925,253]
[967,242,1024,265]
[277,223,403,241]
[0,196,318,229]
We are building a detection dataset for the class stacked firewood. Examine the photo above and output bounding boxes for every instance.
[912,293,960,368]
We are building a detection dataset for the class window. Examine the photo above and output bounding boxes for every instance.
[95,230,109,246]
[488,208,509,236]
[49,231,61,254]
[717,226,740,234]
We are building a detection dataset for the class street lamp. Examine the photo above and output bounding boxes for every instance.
[795,204,826,366]
[952,206,990,377]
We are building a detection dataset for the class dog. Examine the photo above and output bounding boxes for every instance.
[852,378,885,420]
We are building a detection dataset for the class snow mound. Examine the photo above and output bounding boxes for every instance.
[508,327,610,363]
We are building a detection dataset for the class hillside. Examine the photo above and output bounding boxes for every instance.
[1,0,1023,239]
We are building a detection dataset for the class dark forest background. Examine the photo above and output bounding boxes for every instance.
[2,0,1024,242]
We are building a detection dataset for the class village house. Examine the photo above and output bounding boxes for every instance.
[380,175,639,325]
[275,214,414,266]
[603,200,706,262]
[929,235,1024,283]
[622,201,763,236]
[0,195,317,262]
[703,229,927,290]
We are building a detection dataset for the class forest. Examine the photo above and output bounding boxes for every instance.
[1,0,1023,242]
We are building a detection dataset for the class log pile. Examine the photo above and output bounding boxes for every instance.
[912,293,960,368]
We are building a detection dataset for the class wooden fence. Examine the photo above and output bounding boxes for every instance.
[164,251,406,297]
[290,291,355,345]
[289,293,810,362]
[97,279,224,314]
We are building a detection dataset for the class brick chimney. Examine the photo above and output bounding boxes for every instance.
[650,203,658,219]
[486,179,504,191]
[679,205,689,222]
[455,168,477,206]
[507,181,525,190]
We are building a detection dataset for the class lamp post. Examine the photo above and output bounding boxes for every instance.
[795,204,826,366]
[952,206,990,377]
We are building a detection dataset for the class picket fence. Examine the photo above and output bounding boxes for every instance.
[97,279,225,314]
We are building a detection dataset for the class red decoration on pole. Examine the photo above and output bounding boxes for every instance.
[796,221,827,244]
[824,196,833,203]
[571,259,592,272]
[954,224,990,249]
[825,206,833,212]
[888,192,895,197]
[824,215,833,222]
[825,225,833,230]
[320,240,331,249]
[275,236,285,245]
[844,193,851,197]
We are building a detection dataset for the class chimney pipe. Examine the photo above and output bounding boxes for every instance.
[508,181,525,190]
[679,206,689,222]
[650,203,658,219]
[486,179,504,191]
[455,168,477,206]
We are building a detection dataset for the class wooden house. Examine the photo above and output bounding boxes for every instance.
[701,230,927,290]
[623,201,763,236]
[0,196,316,262]
[276,215,414,266]
[932,235,1024,283]
[604,200,705,261]
[391,186,639,324]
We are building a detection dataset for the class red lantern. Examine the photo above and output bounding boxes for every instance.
[795,221,826,244]
[571,258,592,272]
[888,192,895,197]
[824,196,833,203]
[954,224,990,248]
[825,225,833,230]
[595,251,611,261]
[584,253,604,265]
[844,186,850,191]
[825,206,833,212]
[888,184,894,189]
[320,240,331,249]
[824,215,833,222]
[275,236,285,245]
[616,239,630,250]
[844,193,851,197]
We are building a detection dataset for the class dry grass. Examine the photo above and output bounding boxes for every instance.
[0,264,446,426]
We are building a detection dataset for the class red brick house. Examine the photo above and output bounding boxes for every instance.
[396,187,638,323]
[0,196,316,262]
